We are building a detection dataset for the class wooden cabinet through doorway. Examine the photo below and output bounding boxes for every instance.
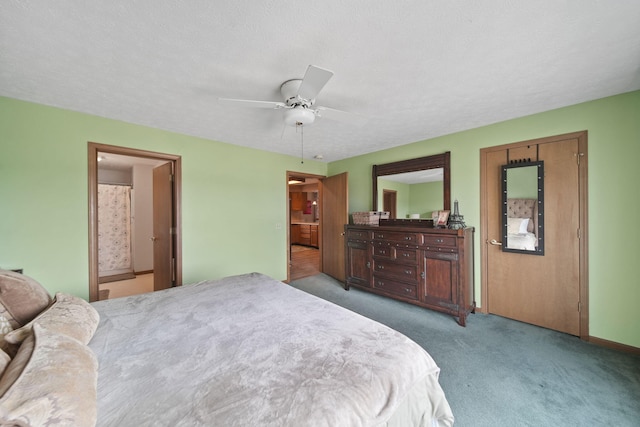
[290,192,306,211]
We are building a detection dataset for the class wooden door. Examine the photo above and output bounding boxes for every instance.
[346,240,371,287]
[321,172,349,281]
[383,190,397,219]
[153,162,174,291]
[423,252,458,309]
[482,133,587,336]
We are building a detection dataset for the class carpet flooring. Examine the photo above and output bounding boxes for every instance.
[289,273,640,427]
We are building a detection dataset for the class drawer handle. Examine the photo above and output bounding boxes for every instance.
[377,265,384,270]
[404,288,412,294]
[435,238,443,243]
[378,281,385,287]
[404,236,412,241]
[402,253,410,257]
[404,269,412,275]
[366,261,370,268]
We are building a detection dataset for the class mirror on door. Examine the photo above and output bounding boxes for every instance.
[501,161,545,255]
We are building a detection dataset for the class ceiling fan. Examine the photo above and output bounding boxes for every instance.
[218,65,356,127]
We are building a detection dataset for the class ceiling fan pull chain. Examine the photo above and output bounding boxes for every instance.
[300,122,304,164]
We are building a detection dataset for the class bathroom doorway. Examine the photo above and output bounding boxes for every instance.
[88,142,182,302]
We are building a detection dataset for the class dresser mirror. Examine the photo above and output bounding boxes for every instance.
[501,161,545,255]
[372,152,450,219]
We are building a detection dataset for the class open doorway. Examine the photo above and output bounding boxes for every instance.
[382,189,397,219]
[88,142,182,302]
[287,172,321,281]
[286,170,349,283]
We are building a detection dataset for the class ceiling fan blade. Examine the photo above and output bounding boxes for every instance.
[218,98,286,109]
[297,65,334,100]
[315,106,366,126]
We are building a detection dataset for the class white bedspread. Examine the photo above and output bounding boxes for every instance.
[89,273,453,426]
[506,232,538,250]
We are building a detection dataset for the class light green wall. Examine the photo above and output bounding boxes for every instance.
[2,91,639,348]
[409,181,443,217]
[506,165,538,199]
[0,97,326,300]
[377,178,409,217]
[377,179,442,219]
[329,90,640,348]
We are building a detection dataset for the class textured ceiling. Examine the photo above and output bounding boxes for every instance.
[2,1,639,162]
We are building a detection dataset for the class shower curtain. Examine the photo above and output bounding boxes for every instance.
[98,184,133,278]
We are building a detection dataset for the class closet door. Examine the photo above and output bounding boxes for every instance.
[482,132,587,336]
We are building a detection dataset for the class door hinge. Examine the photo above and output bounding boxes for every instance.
[170,227,176,234]
[578,301,581,312]
[577,228,581,239]
[170,173,174,182]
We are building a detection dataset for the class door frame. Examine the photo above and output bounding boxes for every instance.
[479,131,589,339]
[87,142,182,302]
[286,171,325,283]
[382,189,397,219]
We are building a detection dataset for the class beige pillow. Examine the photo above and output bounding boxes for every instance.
[0,314,16,356]
[0,349,9,377]
[0,324,98,426]
[0,270,52,327]
[507,217,529,234]
[5,293,100,346]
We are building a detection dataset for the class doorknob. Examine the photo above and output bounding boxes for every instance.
[150,237,157,242]
[489,239,502,246]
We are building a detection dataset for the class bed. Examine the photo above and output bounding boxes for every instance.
[505,198,538,250]
[0,270,454,426]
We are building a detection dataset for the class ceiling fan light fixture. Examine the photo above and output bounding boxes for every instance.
[288,177,305,184]
[283,106,315,127]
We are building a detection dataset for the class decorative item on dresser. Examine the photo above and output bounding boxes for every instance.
[345,224,475,326]
[447,199,467,230]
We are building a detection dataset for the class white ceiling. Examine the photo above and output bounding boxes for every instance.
[2,1,639,163]
[97,153,167,170]
[382,168,444,185]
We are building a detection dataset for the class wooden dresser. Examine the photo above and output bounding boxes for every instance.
[345,224,475,326]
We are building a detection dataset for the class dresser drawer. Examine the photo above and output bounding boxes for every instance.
[373,231,421,244]
[373,277,418,300]
[424,235,457,249]
[373,243,393,258]
[373,260,419,283]
[347,229,371,241]
[373,245,418,263]
[395,247,418,263]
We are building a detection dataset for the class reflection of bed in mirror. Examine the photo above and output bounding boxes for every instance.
[506,198,538,250]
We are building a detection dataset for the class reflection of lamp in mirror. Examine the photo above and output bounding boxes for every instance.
[448,199,467,230]
[312,196,318,221]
